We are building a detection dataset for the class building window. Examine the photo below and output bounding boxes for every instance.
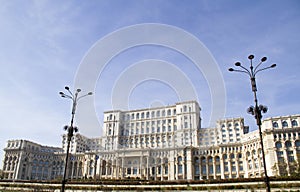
[273,122,279,128]
[224,165,229,172]
[282,121,288,128]
[216,165,221,173]
[195,165,200,174]
[167,109,171,116]
[209,165,213,174]
[276,151,283,156]
[276,142,282,148]
[239,166,243,171]
[285,141,292,148]
[292,120,298,127]
[288,156,294,162]
[184,122,188,128]
[157,127,160,133]
[156,111,160,117]
[178,165,183,174]
[230,153,235,159]
[183,106,187,112]
[165,166,168,174]
[238,153,242,158]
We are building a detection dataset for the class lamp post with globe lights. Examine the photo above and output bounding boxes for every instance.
[59,86,92,192]
[229,55,276,192]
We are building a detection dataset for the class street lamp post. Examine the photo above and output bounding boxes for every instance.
[59,86,92,192]
[229,54,276,192]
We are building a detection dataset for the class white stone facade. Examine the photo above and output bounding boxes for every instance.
[2,140,63,180]
[2,101,300,181]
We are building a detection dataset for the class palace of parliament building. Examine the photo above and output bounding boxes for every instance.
[2,101,300,181]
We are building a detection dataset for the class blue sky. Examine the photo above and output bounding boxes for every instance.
[0,0,300,166]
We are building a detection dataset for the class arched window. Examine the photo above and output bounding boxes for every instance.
[156,111,160,117]
[295,140,300,147]
[162,110,165,117]
[136,113,140,119]
[178,156,183,162]
[151,111,155,118]
[275,142,282,148]
[273,122,279,128]
[167,109,171,116]
[285,141,292,148]
[141,112,144,119]
[238,153,242,159]
[246,151,251,157]
[292,120,298,127]
[146,112,150,118]
[282,121,288,128]
[201,157,206,164]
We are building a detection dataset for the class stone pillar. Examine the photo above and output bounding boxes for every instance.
[283,148,290,175]
[140,156,143,179]
[116,158,120,179]
[160,158,163,181]
[71,161,75,179]
[96,158,101,179]
[206,160,209,179]
[146,156,149,180]
[169,154,175,180]
[83,157,88,178]
[228,161,232,178]
[213,158,216,179]
[199,160,202,180]
[235,159,239,178]
[186,149,193,180]
[121,157,124,179]
[105,160,109,179]
[220,156,225,179]
[243,152,249,178]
